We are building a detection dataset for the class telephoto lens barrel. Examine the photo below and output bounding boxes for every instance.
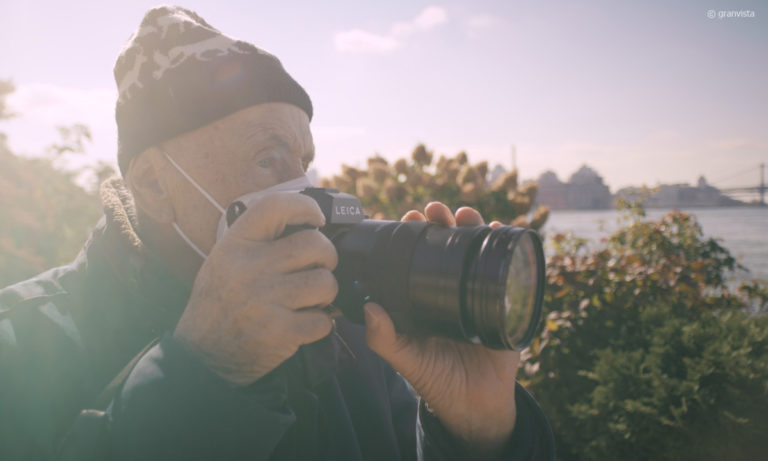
[328,220,545,350]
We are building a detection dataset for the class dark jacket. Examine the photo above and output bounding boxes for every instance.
[0,179,555,460]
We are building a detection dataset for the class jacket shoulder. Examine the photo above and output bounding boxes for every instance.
[0,267,70,309]
[0,265,93,460]
[0,264,83,350]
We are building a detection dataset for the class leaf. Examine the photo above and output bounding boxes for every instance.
[546,318,560,332]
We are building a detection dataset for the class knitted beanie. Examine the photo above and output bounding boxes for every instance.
[114,6,313,176]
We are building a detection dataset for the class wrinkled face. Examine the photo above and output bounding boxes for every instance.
[153,102,315,255]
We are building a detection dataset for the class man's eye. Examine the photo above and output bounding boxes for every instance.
[256,156,275,169]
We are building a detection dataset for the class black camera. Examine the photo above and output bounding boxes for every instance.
[231,187,545,350]
[298,187,546,350]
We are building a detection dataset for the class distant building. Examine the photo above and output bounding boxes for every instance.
[567,166,612,209]
[536,171,567,209]
[615,176,743,208]
[535,165,612,210]
[488,164,507,185]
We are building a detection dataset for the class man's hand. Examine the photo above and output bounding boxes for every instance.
[365,202,520,454]
[173,193,339,386]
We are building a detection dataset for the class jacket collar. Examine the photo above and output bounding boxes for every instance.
[80,177,190,334]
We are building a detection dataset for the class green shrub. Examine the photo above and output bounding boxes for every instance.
[523,202,768,460]
[0,149,103,287]
[0,80,105,287]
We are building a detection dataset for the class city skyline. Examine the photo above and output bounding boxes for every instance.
[1,0,766,190]
[521,161,765,194]
[530,163,762,208]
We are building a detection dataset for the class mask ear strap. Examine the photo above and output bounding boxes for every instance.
[161,149,226,214]
[172,222,207,259]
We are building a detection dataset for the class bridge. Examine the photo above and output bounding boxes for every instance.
[712,163,766,206]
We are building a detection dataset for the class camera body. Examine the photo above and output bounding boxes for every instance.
[294,187,424,333]
[299,187,368,226]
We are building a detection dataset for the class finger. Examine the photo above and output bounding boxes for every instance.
[271,229,338,273]
[363,302,410,365]
[288,309,334,345]
[489,220,503,229]
[226,192,325,242]
[219,229,337,282]
[455,207,485,227]
[268,268,339,310]
[402,210,427,222]
[424,202,456,226]
[487,349,522,383]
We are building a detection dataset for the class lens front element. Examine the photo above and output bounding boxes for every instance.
[503,232,541,349]
[467,227,545,350]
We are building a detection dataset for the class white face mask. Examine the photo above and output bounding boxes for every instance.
[162,150,313,259]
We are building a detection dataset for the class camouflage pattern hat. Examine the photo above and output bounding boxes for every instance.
[114,5,313,176]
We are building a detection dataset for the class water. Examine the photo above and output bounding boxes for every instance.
[542,207,768,281]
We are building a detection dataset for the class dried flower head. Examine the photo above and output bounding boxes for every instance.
[435,155,448,171]
[457,165,480,185]
[511,215,528,227]
[521,182,539,203]
[383,178,408,202]
[412,144,433,167]
[394,158,409,175]
[370,163,390,184]
[530,206,549,229]
[445,164,460,183]
[342,164,363,182]
[509,193,532,214]
[333,174,352,191]
[368,154,389,168]
[460,183,480,203]
[356,178,378,201]
[493,170,518,192]
[408,170,429,188]
[475,161,488,180]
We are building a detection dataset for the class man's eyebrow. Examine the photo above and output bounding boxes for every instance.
[256,133,314,165]
[269,134,314,164]
[267,134,289,148]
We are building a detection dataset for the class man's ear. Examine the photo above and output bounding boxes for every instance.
[126,147,175,224]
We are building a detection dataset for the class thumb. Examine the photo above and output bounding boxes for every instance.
[363,302,405,362]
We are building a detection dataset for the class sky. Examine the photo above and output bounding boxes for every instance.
[1,0,766,192]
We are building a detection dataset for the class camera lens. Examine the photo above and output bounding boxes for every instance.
[329,220,544,350]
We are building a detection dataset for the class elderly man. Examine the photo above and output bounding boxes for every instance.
[0,6,554,461]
